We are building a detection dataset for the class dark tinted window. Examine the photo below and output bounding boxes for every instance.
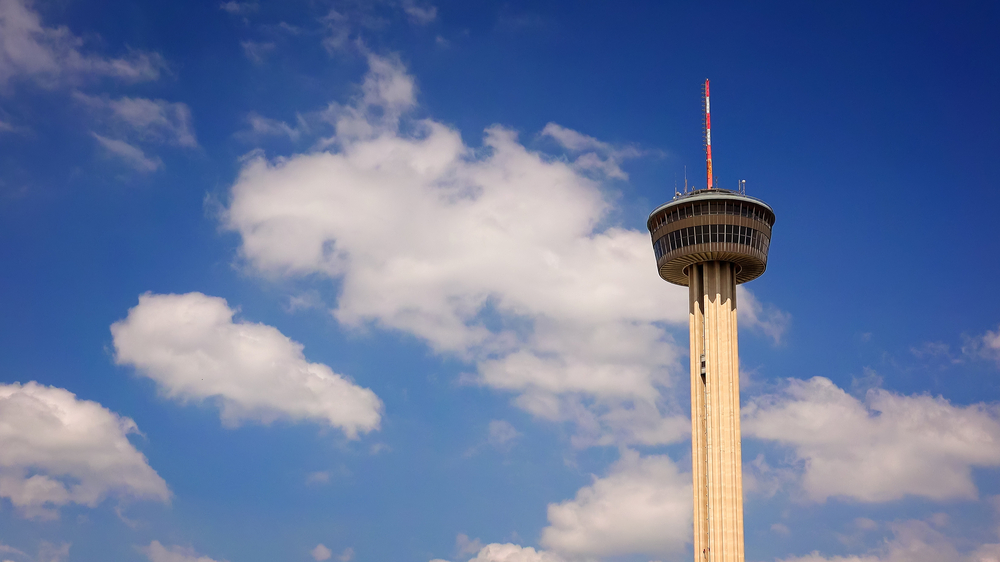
[654,224,769,258]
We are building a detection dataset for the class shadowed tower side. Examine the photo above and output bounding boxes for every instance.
[646,80,776,562]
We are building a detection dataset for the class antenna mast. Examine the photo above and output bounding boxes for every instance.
[702,79,713,189]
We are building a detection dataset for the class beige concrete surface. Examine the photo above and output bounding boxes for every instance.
[688,261,745,562]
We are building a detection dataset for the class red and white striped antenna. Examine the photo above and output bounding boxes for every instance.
[702,79,713,189]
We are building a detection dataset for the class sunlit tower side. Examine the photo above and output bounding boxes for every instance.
[646,80,776,562]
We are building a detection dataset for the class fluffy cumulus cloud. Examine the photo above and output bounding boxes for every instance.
[222,54,738,446]
[0,0,165,88]
[430,537,565,562]
[743,377,1000,502]
[0,382,169,519]
[540,450,691,558]
[310,544,332,561]
[142,541,223,562]
[111,292,382,437]
[466,544,564,562]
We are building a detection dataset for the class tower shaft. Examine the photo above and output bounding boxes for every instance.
[688,261,745,562]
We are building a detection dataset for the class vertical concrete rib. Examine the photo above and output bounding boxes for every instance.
[689,264,708,561]
[731,276,745,560]
[690,260,745,562]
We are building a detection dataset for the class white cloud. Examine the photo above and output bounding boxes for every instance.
[111,293,382,439]
[0,0,165,88]
[318,2,436,53]
[401,0,437,24]
[35,543,69,562]
[240,40,274,64]
[311,544,332,561]
[773,519,1000,562]
[338,547,354,562]
[456,534,484,557]
[0,541,69,562]
[487,420,520,450]
[910,341,952,360]
[971,544,1000,562]
[104,97,195,146]
[855,517,879,531]
[0,118,20,132]
[737,285,791,344]
[541,122,641,180]
[540,123,610,153]
[219,1,257,16]
[742,452,796,498]
[223,54,706,446]
[0,382,169,519]
[0,543,26,558]
[306,471,331,485]
[779,554,880,562]
[76,93,197,148]
[143,541,224,562]
[241,111,304,141]
[743,376,1000,502]
[467,544,564,562]
[540,450,691,558]
[111,292,383,437]
[91,133,163,172]
[965,324,1000,367]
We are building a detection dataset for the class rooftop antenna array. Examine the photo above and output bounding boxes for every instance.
[684,165,689,194]
[702,79,713,190]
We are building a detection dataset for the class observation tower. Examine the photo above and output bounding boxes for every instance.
[646,80,775,562]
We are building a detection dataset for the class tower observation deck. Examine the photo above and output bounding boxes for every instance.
[647,81,775,562]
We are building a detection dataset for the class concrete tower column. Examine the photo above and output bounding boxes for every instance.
[689,261,744,562]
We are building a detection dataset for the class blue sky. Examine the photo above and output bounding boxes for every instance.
[1,1,1000,561]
